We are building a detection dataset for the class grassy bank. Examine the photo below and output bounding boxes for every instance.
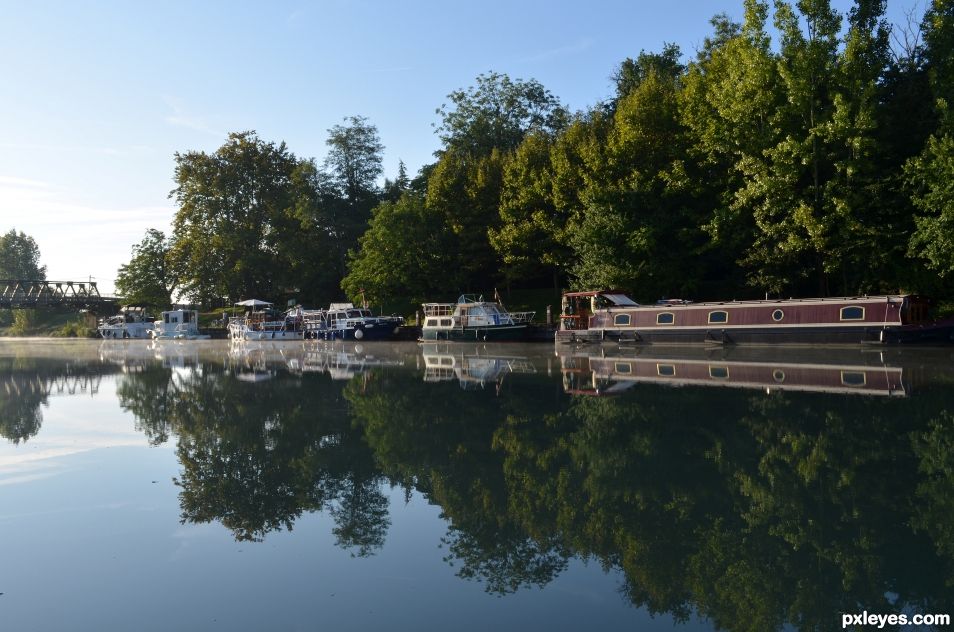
[0,309,98,338]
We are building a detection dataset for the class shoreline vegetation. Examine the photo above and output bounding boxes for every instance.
[6,1,954,334]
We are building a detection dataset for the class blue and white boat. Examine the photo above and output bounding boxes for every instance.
[303,303,404,341]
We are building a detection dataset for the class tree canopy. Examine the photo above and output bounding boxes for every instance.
[114,229,177,307]
[0,229,46,279]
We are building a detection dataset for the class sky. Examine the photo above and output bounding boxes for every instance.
[0,0,926,294]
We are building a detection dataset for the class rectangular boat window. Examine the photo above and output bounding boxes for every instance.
[657,364,676,377]
[841,371,867,386]
[615,362,632,374]
[709,366,729,379]
[164,314,169,324]
[614,314,631,326]
[440,318,453,327]
[840,306,865,320]
[656,312,674,325]
[425,318,438,327]
[708,311,729,324]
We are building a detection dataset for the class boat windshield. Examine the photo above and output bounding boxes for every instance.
[347,309,373,318]
[602,293,639,306]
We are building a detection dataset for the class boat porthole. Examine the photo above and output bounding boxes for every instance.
[773,369,785,382]
[772,309,784,322]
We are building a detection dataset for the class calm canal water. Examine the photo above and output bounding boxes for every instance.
[2,339,954,631]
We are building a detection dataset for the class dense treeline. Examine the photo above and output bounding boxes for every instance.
[121,0,954,309]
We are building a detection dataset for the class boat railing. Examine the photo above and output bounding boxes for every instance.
[509,311,535,324]
[423,303,455,317]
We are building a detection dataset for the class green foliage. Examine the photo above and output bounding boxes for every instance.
[115,228,177,308]
[342,193,457,305]
[907,131,954,274]
[435,71,567,156]
[169,131,339,306]
[320,115,385,278]
[9,309,36,335]
[0,228,46,279]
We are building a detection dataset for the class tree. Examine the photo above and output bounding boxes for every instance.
[382,160,410,203]
[168,131,318,305]
[434,71,567,157]
[906,0,954,277]
[568,63,704,298]
[612,43,685,101]
[320,116,385,278]
[342,193,457,305]
[115,229,178,307]
[490,132,567,287]
[0,229,46,279]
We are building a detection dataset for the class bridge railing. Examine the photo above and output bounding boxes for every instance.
[0,280,117,311]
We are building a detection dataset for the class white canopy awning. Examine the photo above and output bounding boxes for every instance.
[235,299,273,307]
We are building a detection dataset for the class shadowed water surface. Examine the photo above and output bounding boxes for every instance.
[2,339,954,631]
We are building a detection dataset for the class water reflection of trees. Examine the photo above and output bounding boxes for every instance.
[346,371,954,631]
[0,357,109,444]
[119,365,390,550]
[114,359,954,631]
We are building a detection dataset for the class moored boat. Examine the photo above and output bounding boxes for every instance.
[421,294,534,342]
[556,290,954,346]
[228,300,304,341]
[307,303,404,341]
[151,309,211,340]
[97,306,156,339]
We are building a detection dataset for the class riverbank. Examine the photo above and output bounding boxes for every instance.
[0,309,97,338]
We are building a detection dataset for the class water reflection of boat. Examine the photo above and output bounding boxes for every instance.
[421,343,537,389]
[226,341,405,381]
[287,345,405,380]
[557,346,911,397]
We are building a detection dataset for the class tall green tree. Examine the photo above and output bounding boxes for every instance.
[490,132,567,288]
[320,116,385,279]
[435,71,567,157]
[425,73,567,291]
[342,193,457,305]
[0,228,46,279]
[169,131,317,305]
[907,0,954,277]
[679,2,779,296]
[115,228,178,307]
[734,0,844,294]
[569,58,704,298]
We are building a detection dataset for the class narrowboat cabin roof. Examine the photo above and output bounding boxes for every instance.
[562,290,925,308]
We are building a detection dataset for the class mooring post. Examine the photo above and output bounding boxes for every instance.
[546,305,552,327]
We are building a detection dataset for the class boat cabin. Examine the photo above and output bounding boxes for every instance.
[560,291,638,331]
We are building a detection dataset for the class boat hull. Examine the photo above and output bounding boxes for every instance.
[421,324,529,342]
[98,325,154,339]
[556,323,954,346]
[306,323,403,341]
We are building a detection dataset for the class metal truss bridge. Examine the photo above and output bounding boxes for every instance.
[0,280,118,312]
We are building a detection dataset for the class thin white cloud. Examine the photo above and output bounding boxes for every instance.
[0,142,136,157]
[162,95,224,137]
[0,175,53,189]
[517,38,594,64]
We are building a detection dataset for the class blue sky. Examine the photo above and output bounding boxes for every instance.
[0,0,924,293]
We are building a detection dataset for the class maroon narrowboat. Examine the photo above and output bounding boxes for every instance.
[556,291,954,346]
